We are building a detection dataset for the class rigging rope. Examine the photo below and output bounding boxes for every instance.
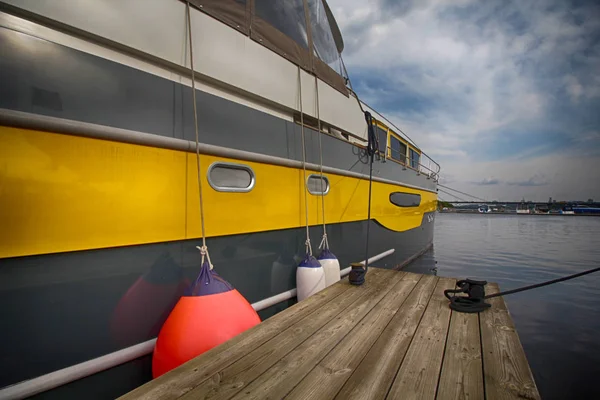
[438,184,487,202]
[298,68,313,256]
[438,188,467,202]
[314,76,329,251]
[341,56,438,174]
[186,1,211,267]
[341,57,364,114]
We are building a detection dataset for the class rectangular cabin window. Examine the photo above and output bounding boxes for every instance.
[410,149,420,169]
[307,0,343,76]
[390,136,407,164]
[376,126,387,155]
[254,1,309,49]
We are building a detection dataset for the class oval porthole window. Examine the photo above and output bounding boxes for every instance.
[389,192,421,207]
[207,162,255,192]
[307,174,330,195]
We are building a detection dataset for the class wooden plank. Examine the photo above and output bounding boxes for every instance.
[480,283,540,400]
[118,277,353,400]
[228,268,406,400]
[436,309,483,400]
[180,268,395,400]
[386,277,456,400]
[285,272,423,400]
[335,274,439,400]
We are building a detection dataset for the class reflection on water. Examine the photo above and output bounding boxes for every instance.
[404,213,600,400]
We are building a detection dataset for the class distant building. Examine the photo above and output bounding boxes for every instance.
[549,197,552,203]
[589,198,594,203]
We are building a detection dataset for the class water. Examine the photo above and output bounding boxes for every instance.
[405,213,600,400]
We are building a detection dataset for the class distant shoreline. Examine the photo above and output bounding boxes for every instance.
[438,210,600,217]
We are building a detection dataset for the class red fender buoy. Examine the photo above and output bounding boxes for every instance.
[152,259,260,378]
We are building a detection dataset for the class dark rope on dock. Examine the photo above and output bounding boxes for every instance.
[446,267,600,313]
[485,266,600,299]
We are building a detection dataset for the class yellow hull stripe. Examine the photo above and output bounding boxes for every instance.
[0,127,437,258]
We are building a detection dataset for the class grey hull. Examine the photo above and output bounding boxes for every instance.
[0,215,435,391]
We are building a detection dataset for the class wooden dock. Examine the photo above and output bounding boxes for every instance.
[120,268,540,400]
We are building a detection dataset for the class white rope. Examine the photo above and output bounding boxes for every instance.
[314,76,329,251]
[305,239,313,258]
[298,67,312,256]
[318,234,329,251]
[187,1,211,266]
[195,246,213,270]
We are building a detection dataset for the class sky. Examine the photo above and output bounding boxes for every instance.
[328,0,600,202]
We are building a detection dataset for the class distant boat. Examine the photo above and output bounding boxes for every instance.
[478,205,492,213]
[572,205,600,215]
[560,205,575,215]
[516,203,530,214]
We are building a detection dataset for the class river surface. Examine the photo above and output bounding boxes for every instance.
[405,213,600,399]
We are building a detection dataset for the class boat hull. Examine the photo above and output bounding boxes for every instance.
[0,19,438,398]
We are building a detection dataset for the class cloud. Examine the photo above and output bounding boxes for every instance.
[435,154,599,201]
[564,75,584,104]
[438,174,456,184]
[329,0,600,200]
[507,175,550,187]
[473,177,501,185]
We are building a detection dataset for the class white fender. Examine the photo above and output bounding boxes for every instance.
[296,255,326,301]
[318,249,341,287]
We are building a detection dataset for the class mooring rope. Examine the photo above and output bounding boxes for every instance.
[445,267,600,313]
[298,67,313,256]
[363,111,377,271]
[186,1,211,267]
[485,266,600,299]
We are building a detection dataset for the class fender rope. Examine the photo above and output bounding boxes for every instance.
[186,1,212,268]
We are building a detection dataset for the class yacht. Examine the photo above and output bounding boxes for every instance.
[0,1,440,397]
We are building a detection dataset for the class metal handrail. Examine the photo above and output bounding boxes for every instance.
[359,99,441,175]
[0,249,396,399]
[385,146,439,181]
